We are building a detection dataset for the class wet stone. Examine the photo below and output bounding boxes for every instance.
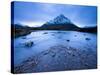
[84,34,86,36]
[24,41,34,47]
[52,53,56,57]
[22,36,26,39]
[85,38,91,41]
[57,31,61,33]
[43,32,48,34]
[66,40,70,42]
[72,54,75,56]
[43,52,48,55]
[74,35,77,37]
[52,34,55,36]
[84,63,89,67]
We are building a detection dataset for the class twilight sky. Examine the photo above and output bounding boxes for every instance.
[12,1,97,27]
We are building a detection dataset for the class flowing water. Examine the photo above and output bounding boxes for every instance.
[14,30,97,68]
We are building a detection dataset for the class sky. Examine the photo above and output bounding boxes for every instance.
[12,1,97,27]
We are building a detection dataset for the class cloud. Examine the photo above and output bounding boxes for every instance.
[21,21,45,27]
[13,1,97,27]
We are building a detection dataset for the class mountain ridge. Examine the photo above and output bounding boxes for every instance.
[12,14,97,38]
[44,14,72,25]
[41,14,79,30]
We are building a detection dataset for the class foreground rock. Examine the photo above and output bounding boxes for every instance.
[24,41,34,47]
[14,45,97,73]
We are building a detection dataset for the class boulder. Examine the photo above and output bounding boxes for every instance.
[85,38,90,40]
[24,41,34,47]
[43,32,48,34]
[22,36,26,39]
[66,40,70,42]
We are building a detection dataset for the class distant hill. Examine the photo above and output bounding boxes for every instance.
[78,26,97,33]
[11,24,31,38]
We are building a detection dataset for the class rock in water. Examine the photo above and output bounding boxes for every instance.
[25,41,34,47]
[66,40,70,42]
[85,38,90,40]
[43,32,48,34]
[22,36,26,39]
[74,35,77,37]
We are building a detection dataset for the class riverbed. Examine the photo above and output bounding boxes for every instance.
[13,30,97,73]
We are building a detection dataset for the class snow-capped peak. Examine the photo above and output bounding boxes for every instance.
[45,14,71,25]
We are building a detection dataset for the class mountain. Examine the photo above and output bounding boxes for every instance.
[45,14,71,25]
[12,14,97,38]
[41,14,79,30]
